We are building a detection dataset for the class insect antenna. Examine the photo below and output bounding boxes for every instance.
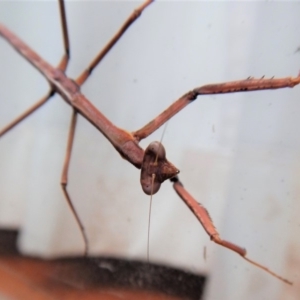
[147,174,155,263]
[147,124,168,262]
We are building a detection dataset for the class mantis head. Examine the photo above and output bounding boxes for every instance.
[140,141,179,195]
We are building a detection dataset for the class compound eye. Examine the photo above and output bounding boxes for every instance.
[146,141,166,160]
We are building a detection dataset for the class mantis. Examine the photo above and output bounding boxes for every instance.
[1,1,300,296]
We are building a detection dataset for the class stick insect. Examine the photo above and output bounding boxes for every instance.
[0,0,299,289]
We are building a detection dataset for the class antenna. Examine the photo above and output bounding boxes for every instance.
[147,123,169,262]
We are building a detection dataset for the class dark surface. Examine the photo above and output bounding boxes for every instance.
[52,256,207,299]
[0,229,207,300]
[0,229,19,255]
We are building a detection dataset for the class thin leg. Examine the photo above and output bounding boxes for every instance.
[76,0,154,86]
[61,109,89,256]
[0,90,54,137]
[133,75,300,141]
[1,0,70,138]
[59,0,154,252]
[170,176,292,285]
[57,0,70,70]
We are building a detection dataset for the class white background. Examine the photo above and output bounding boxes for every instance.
[1,1,300,299]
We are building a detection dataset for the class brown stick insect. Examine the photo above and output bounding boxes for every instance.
[0,0,299,289]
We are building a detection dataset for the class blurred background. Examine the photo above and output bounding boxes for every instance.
[0,1,300,299]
